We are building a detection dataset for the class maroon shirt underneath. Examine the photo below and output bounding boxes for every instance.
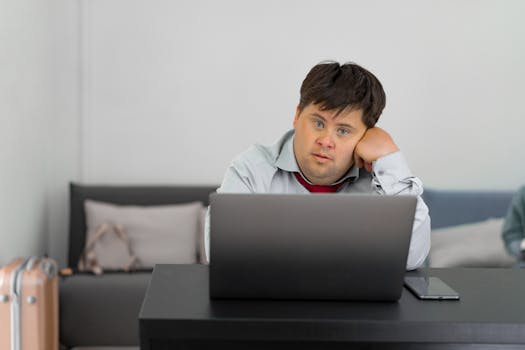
[293,172,345,193]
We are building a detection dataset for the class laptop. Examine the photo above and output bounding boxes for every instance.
[209,193,417,301]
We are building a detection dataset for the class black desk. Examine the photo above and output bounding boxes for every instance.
[139,265,525,350]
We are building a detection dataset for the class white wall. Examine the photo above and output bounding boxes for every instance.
[1,0,524,267]
[45,0,81,268]
[82,0,525,190]
[0,0,79,266]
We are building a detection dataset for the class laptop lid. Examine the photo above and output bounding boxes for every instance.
[209,193,417,301]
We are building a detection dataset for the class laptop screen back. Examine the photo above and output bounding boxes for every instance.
[209,193,416,301]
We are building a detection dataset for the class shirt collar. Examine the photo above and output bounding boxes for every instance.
[274,130,300,172]
[274,130,360,186]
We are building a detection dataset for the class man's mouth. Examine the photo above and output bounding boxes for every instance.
[312,153,332,162]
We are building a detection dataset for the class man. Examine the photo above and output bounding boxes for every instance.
[502,186,525,266]
[207,61,430,270]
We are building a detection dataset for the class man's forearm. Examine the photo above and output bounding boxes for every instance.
[371,151,431,270]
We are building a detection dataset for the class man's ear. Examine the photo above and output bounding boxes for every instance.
[293,105,301,128]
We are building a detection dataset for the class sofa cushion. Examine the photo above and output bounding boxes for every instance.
[423,189,513,229]
[83,200,203,269]
[60,273,150,348]
[430,218,516,267]
[69,183,218,268]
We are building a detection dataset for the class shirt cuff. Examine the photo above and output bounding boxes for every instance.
[371,151,413,194]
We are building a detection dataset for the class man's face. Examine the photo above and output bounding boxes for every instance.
[293,103,368,186]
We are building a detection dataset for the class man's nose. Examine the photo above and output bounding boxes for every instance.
[316,132,335,149]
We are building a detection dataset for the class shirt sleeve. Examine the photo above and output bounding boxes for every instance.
[371,151,431,270]
[217,163,255,194]
[204,159,256,261]
[502,186,525,258]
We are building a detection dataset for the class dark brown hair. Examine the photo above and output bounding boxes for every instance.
[298,61,386,128]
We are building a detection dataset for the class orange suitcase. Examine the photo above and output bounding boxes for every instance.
[0,257,59,350]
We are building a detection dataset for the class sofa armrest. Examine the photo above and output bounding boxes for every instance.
[59,273,151,348]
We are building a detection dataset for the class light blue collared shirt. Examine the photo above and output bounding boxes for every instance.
[206,130,431,270]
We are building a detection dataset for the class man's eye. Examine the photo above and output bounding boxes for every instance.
[338,128,350,136]
[314,120,324,128]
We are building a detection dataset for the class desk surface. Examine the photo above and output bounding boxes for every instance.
[139,265,525,347]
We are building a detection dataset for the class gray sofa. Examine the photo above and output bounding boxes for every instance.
[60,183,217,350]
[58,184,515,350]
[423,188,516,268]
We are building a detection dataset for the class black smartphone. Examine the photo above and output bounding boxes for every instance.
[404,276,460,300]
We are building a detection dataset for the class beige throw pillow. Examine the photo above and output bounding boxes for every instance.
[430,218,516,268]
[83,200,204,269]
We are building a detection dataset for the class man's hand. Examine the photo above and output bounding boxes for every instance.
[354,127,399,172]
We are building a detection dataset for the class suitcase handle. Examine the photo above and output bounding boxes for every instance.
[25,257,39,271]
[39,259,57,280]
